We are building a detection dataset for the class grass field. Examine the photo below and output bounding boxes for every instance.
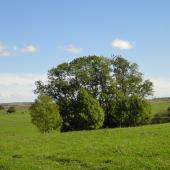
[150,100,170,116]
[0,109,170,170]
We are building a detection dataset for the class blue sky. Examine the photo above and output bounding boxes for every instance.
[0,0,170,102]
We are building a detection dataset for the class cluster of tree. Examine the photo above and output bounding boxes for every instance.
[31,55,153,133]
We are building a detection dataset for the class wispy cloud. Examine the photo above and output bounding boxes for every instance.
[111,39,134,50]
[21,45,39,54]
[0,73,46,103]
[65,44,82,53]
[0,42,15,57]
[0,41,39,57]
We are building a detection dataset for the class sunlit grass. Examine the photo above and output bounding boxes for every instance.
[0,110,169,170]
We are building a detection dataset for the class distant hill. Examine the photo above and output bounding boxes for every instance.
[0,102,33,106]
[150,97,170,101]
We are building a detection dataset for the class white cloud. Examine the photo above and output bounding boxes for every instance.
[21,45,38,54]
[0,42,15,57]
[0,73,169,103]
[111,39,134,50]
[0,73,46,103]
[65,44,82,53]
[151,77,170,97]
[0,41,39,57]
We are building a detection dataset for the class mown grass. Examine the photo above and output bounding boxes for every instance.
[0,110,170,170]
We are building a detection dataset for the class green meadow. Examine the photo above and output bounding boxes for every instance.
[0,101,170,170]
[0,1,170,169]
[150,99,170,116]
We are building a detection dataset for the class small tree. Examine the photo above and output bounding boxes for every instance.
[30,95,62,133]
[7,106,16,114]
[73,89,104,130]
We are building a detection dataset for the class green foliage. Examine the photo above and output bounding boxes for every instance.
[151,112,170,124]
[30,95,62,133]
[35,55,153,130]
[6,106,16,114]
[128,96,151,126]
[60,89,104,131]
[111,57,153,98]
[109,95,151,127]
[74,89,104,130]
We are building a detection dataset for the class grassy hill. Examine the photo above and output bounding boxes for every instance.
[0,111,169,170]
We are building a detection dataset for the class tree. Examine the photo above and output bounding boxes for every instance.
[7,106,16,114]
[101,56,153,127]
[111,57,153,98]
[30,95,62,133]
[35,55,153,130]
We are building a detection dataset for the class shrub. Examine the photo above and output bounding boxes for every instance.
[151,113,170,124]
[30,95,62,133]
[7,106,16,114]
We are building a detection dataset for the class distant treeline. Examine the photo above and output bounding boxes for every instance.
[0,102,32,108]
[150,97,170,101]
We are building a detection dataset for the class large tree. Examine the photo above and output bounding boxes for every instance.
[35,55,153,130]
